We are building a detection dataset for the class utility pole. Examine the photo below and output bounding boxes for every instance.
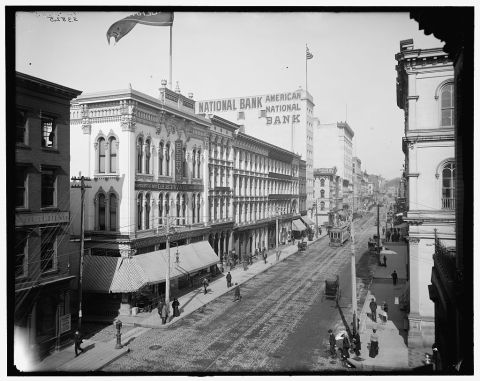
[315,201,319,238]
[71,174,91,331]
[377,199,381,265]
[351,182,357,334]
[276,207,279,251]
[164,215,176,316]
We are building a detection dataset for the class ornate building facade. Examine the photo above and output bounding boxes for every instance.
[313,167,341,227]
[395,39,455,348]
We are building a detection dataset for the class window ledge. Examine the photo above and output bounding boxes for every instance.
[41,147,60,153]
[41,269,59,276]
[15,207,31,213]
[94,173,120,180]
[41,207,61,211]
[16,143,31,150]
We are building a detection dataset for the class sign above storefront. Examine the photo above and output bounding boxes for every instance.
[136,181,203,192]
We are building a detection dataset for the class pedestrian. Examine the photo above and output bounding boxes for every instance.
[382,226,385,235]
[276,250,280,261]
[382,301,389,323]
[383,255,387,267]
[391,270,398,286]
[328,329,336,358]
[160,302,169,324]
[354,330,361,356]
[369,329,379,358]
[386,230,391,242]
[172,297,180,317]
[233,283,242,301]
[226,271,232,288]
[369,298,377,322]
[263,250,267,264]
[74,330,84,357]
[342,334,350,359]
[203,277,209,294]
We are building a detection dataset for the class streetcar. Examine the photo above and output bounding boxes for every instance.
[328,224,351,247]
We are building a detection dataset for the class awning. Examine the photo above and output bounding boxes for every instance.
[301,216,315,226]
[83,241,220,293]
[292,219,307,232]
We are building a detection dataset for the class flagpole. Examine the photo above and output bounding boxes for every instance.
[169,24,173,89]
[305,44,308,93]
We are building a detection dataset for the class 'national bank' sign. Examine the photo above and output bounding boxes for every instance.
[197,91,303,125]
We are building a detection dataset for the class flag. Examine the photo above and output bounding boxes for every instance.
[306,46,314,60]
[107,12,174,44]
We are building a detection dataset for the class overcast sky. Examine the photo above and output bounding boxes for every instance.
[15,10,443,179]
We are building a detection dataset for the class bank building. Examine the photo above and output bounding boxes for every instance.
[69,83,305,317]
[196,88,315,213]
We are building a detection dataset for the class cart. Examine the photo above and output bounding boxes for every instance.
[323,275,341,304]
[298,241,307,251]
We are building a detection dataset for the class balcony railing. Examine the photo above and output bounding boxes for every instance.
[441,198,455,210]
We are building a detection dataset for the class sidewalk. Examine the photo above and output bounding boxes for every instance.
[33,232,328,372]
[349,276,430,371]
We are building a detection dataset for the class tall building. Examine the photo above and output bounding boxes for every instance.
[395,39,455,348]
[352,156,362,212]
[313,121,354,212]
[196,88,315,210]
[14,72,81,358]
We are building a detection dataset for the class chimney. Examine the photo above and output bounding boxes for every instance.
[400,39,414,51]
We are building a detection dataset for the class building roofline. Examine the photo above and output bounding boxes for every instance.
[16,71,82,99]
[337,122,355,138]
[237,132,301,160]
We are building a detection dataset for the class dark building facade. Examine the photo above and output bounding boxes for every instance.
[14,72,81,358]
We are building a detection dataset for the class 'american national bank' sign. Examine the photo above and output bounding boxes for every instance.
[197,91,302,126]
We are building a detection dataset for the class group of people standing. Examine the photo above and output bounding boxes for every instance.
[383,227,402,242]
[157,297,181,325]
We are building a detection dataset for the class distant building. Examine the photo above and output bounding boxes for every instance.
[299,160,307,215]
[15,72,81,358]
[313,167,340,227]
[313,121,354,212]
[395,39,455,348]
[352,156,362,212]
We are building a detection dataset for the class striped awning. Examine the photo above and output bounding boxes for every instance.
[292,219,307,232]
[301,216,315,226]
[83,241,220,293]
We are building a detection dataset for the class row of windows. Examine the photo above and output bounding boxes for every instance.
[16,228,58,278]
[16,110,57,149]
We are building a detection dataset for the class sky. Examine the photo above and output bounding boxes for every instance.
[15,9,444,180]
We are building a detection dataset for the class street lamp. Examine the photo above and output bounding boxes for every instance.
[160,215,177,317]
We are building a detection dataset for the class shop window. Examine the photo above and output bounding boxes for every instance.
[109,193,117,231]
[98,193,106,230]
[320,201,325,211]
[109,137,117,173]
[158,194,163,225]
[145,193,151,229]
[41,116,56,148]
[98,137,106,173]
[159,142,164,176]
[137,193,143,230]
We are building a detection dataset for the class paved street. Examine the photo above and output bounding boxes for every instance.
[103,214,377,373]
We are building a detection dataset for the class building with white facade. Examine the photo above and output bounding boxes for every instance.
[395,39,455,348]
[196,89,315,211]
[312,167,340,227]
[313,121,354,213]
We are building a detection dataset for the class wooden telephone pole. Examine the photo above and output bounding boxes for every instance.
[71,174,91,330]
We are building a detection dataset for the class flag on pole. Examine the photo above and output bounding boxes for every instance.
[107,12,174,44]
[306,46,314,60]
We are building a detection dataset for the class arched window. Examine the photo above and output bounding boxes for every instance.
[197,194,201,223]
[165,193,170,215]
[159,142,164,176]
[109,194,117,231]
[320,201,325,211]
[137,138,143,173]
[192,149,196,178]
[109,137,117,173]
[320,189,325,198]
[320,178,325,187]
[182,147,187,177]
[442,162,455,209]
[192,193,196,222]
[182,194,186,224]
[176,194,181,225]
[165,143,170,176]
[145,139,151,174]
[158,194,163,225]
[98,138,106,173]
[144,193,151,229]
[440,83,454,127]
[137,193,143,230]
[98,193,106,230]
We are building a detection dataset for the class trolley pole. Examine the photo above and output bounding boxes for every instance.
[351,183,357,334]
[377,200,381,265]
[71,174,91,331]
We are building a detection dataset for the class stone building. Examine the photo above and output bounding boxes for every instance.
[395,39,455,348]
[313,167,341,227]
[14,72,81,358]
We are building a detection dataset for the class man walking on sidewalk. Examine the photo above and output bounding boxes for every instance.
[203,278,209,294]
[328,329,336,358]
[369,298,378,322]
[391,270,398,285]
[369,329,379,358]
[226,271,232,288]
[233,283,242,301]
[74,331,84,357]
[263,250,267,264]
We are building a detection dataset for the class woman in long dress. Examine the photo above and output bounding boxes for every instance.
[369,329,379,358]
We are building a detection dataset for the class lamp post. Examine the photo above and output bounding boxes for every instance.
[162,215,177,317]
[315,201,319,238]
